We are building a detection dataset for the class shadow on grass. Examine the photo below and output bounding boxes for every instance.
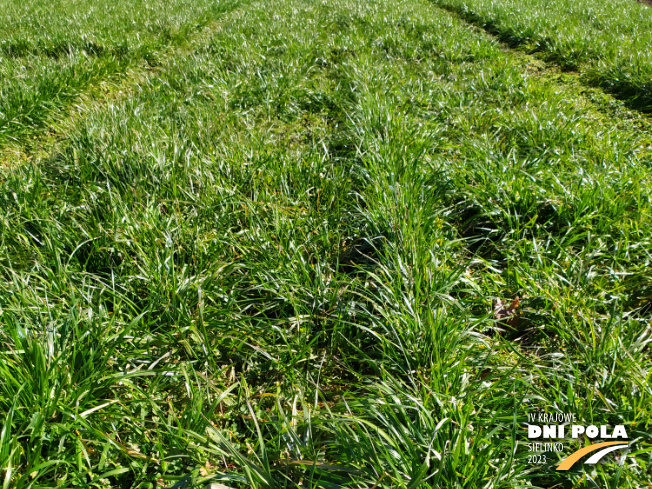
[432,1,652,114]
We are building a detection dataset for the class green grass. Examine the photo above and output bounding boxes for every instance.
[432,0,652,111]
[0,0,243,149]
[0,0,651,487]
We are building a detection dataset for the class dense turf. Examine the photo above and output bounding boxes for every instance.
[0,0,243,150]
[0,0,650,487]
[432,0,652,111]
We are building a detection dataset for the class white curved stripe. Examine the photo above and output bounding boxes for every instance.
[584,444,628,465]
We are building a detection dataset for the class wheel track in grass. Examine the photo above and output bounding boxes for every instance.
[5,0,650,175]
[0,0,250,171]
[429,0,652,136]
[430,0,652,117]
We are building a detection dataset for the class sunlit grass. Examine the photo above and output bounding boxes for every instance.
[0,0,243,148]
[0,0,650,487]
[433,0,652,111]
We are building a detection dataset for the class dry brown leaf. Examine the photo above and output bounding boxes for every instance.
[493,296,521,328]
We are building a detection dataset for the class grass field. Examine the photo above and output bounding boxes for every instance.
[432,0,652,111]
[0,0,651,487]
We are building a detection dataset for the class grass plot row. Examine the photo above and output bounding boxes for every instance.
[0,0,244,149]
[433,0,652,111]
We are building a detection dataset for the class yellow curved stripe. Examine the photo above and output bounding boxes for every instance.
[556,441,625,471]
